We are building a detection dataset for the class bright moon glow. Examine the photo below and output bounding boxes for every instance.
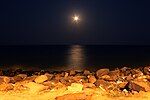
[73,15,80,22]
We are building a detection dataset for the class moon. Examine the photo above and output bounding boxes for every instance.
[73,15,80,23]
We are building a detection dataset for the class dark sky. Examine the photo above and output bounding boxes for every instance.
[0,0,150,45]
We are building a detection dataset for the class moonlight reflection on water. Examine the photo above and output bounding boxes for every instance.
[67,45,86,71]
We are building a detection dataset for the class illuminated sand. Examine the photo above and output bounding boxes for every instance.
[0,66,150,100]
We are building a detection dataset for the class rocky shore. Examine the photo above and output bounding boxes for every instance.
[0,66,150,100]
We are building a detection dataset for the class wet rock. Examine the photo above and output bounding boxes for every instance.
[0,83,14,91]
[69,70,76,76]
[34,75,48,84]
[83,70,91,76]
[129,81,150,92]
[96,68,109,78]
[88,75,96,84]
[144,66,150,75]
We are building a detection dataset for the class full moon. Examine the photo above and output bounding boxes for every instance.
[73,15,80,22]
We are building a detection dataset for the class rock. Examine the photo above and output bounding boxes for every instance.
[96,68,109,78]
[83,83,95,88]
[64,72,69,78]
[73,76,85,83]
[13,83,26,91]
[25,82,49,93]
[88,75,96,84]
[12,76,23,83]
[144,66,150,75]
[44,73,53,80]
[17,74,27,79]
[0,83,14,91]
[83,70,91,76]
[94,79,107,87]
[117,81,128,89]
[126,75,134,81]
[129,81,150,92]
[101,75,111,80]
[3,77,10,83]
[69,70,76,76]
[34,75,48,84]
[67,83,83,92]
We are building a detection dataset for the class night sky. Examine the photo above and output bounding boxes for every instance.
[0,0,150,45]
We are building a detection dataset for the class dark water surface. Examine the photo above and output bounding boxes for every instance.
[0,45,150,71]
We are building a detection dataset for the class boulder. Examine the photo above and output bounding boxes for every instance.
[25,82,49,93]
[94,79,107,87]
[129,81,150,92]
[83,70,91,76]
[144,66,150,75]
[83,83,95,88]
[69,70,76,76]
[34,75,48,84]
[17,74,27,79]
[3,76,10,83]
[44,73,53,80]
[96,68,109,78]
[88,75,96,84]
[67,83,83,92]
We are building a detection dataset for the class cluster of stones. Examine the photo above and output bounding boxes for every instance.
[0,66,150,94]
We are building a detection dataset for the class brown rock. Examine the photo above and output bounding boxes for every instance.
[129,81,150,92]
[17,74,27,79]
[144,66,150,75]
[44,73,53,80]
[94,79,107,87]
[117,81,128,89]
[64,72,69,78]
[101,75,111,80]
[13,76,23,82]
[83,83,95,88]
[3,77,10,83]
[108,70,120,81]
[34,75,48,84]
[69,70,76,76]
[88,75,96,84]
[83,70,91,76]
[0,83,14,91]
[96,69,109,78]
[126,74,134,81]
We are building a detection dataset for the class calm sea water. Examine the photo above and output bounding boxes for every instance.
[0,45,150,71]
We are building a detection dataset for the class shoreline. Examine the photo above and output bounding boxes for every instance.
[0,66,150,99]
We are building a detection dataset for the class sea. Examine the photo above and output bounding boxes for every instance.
[0,45,150,71]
